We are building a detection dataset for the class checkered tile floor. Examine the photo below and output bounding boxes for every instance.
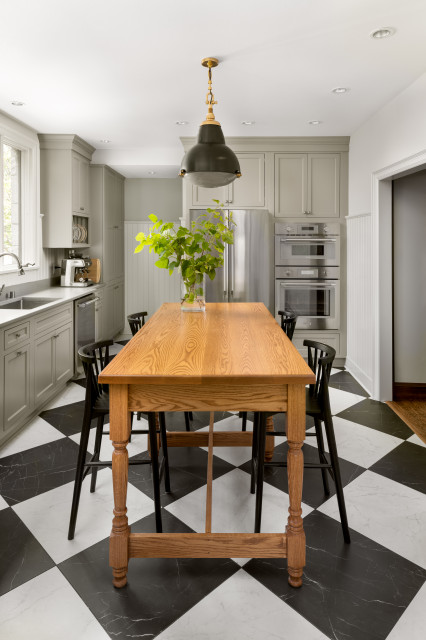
[1,341,426,639]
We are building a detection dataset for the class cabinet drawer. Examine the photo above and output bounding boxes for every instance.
[4,322,30,351]
[292,332,340,358]
[34,302,73,336]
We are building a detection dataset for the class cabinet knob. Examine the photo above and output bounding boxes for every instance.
[16,351,22,356]
[80,207,84,211]
[53,334,59,339]
[15,333,21,338]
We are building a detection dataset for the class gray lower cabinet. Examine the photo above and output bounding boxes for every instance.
[3,344,31,434]
[34,322,73,406]
[103,279,124,339]
[1,301,74,445]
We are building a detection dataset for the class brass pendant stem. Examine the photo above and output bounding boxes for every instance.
[201,57,220,126]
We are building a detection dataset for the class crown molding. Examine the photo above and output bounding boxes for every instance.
[180,135,350,153]
[37,133,96,159]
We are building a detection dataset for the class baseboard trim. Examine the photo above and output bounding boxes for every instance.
[345,357,372,397]
[393,383,426,400]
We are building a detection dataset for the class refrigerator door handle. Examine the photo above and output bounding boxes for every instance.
[223,244,228,299]
[230,243,234,297]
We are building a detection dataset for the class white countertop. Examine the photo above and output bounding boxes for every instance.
[0,284,105,328]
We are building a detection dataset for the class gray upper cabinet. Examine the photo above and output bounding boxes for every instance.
[190,153,265,209]
[275,153,340,218]
[39,134,95,248]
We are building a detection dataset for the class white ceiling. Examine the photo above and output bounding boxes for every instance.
[1,0,426,177]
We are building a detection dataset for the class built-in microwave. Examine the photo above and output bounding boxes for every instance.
[274,222,340,267]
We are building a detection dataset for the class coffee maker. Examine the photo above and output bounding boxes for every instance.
[60,258,93,287]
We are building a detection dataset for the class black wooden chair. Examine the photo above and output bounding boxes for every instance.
[251,339,351,543]
[68,339,170,540]
[240,310,298,432]
[278,309,297,341]
[127,311,193,431]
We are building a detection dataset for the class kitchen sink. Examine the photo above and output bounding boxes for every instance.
[0,297,60,310]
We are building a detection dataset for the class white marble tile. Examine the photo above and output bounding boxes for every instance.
[166,468,313,535]
[330,368,342,376]
[318,470,426,569]
[407,433,426,449]
[328,386,365,415]
[13,468,154,563]
[0,495,9,511]
[306,416,403,468]
[0,416,65,459]
[386,581,426,640]
[44,381,86,410]
[156,569,329,640]
[69,421,148,458]
[0,567,109,640]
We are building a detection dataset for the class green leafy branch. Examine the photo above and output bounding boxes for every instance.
[134,201,234,303]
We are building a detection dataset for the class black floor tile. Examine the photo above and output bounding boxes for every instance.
[40,400,88,436]
[0,438,81,506]
[128,445,235,505]
[336,398,413,439]
[240,440,365,509]
[370,441,426,494]
[0,508,55,596]
[59,510,239,639]
[329,371,370,398]
[245,510,426,640]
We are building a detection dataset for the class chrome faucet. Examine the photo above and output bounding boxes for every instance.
[0,252,35,275]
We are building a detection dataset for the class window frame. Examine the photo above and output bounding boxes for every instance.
[0,113,39,275]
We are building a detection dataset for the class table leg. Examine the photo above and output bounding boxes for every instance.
[109,385,131,588]
[286,385,306,588]
[264,415,275,462]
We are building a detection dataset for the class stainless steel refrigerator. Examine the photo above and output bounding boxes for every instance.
[190,209,274,314]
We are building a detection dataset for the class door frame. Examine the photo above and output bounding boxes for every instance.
[372,149,426,401]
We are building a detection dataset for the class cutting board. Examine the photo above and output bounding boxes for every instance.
[74,258,101,283]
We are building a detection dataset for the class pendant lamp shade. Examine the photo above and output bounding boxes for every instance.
[180,57,241,188]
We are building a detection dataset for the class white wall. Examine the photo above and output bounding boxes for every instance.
[125,178,182,222]
[347,72,426,396]
[393,170,426,383]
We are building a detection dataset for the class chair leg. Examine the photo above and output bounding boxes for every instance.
[250,412,260,494]
[313,417,330,496]
[148,412,163,533]
[322,415,351,543]
[137,412,142,420]
[184,412,191,432]
[189,411,194,420]
[159,412,171,493]
[254,412,267,533]
[241,411,247,432]
[68,410,92,540]
[90,415,104,493]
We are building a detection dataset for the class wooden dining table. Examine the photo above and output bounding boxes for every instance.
[98,302,315,589]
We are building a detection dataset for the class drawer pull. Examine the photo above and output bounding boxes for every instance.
[53,334,60,339]
[16,351,23,356]
[15,333,21,338]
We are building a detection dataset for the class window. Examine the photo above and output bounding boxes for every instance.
[0,114,39,275]
[1,143,22,266]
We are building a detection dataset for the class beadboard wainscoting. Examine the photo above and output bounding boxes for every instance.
[125,221,180,332]
[346,213,374,395]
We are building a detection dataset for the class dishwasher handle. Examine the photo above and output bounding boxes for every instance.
[77,297,100,309]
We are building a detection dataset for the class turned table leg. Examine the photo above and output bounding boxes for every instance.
[264,415,275,462]
[109,385,131,588]
[286,385,306,588]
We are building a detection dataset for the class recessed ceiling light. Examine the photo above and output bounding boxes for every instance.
[148,171,156,175]
[100,139,110,143]
[308,120,322,125]
[176,121,188,125]
[370,27,395,39]
[332,87,350,94]
[242,121,255,125]
[11,100,25,106]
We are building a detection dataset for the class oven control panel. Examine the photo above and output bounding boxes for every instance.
[275,222,340,236]
[275,266,340,279]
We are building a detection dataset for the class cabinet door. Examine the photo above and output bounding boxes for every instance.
[103,284,115,339]
[3,345,31,433]
[231,154,265,208]
[191,184,229,208]
[72,154,81,214]
[54,323,73,385]
[308,154,340,217]
[95,301,104,342]
[113,281,124,336]
[275,154,308,217]
[79,157,90,214]
[114,226,124,280]
[34,332,55,405]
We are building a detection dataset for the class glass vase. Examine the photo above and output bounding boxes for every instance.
[181,279,205,312]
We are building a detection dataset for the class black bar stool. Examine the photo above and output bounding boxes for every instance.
[251,339,351,543]
[127,311,193,430]
[68,340,170,540]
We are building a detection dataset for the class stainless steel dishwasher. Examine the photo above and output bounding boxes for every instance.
[74,293,98,376]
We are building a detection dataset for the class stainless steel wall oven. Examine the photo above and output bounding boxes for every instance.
[275,223,340,330]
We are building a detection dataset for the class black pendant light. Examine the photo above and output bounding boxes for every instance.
[180,57,241,188]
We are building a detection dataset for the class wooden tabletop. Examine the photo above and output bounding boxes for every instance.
[99,302,315,387]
